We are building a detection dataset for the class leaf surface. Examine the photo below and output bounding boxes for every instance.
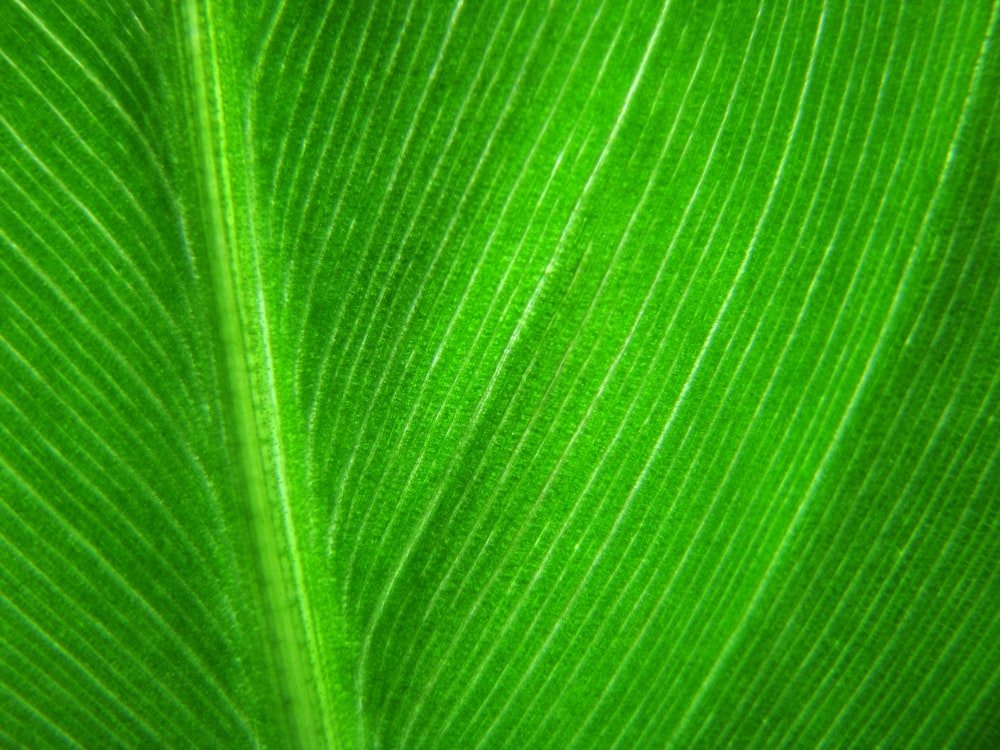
[1,0,998,747]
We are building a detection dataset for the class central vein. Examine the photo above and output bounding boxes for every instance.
[178,1,340,747]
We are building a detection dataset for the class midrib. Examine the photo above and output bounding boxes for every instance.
[177,2,339,747]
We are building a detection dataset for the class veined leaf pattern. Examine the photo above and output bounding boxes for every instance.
[0,0,997,747]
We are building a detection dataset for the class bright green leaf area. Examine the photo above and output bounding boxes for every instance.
[1,0,998,747]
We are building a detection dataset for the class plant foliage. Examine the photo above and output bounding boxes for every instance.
[1,0,998,747]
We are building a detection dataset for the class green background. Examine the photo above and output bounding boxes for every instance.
[1,0,998,746]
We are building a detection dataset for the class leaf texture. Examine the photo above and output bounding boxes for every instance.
[1,0,998,747]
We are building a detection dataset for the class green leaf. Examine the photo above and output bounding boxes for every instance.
[1,0,998,747]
